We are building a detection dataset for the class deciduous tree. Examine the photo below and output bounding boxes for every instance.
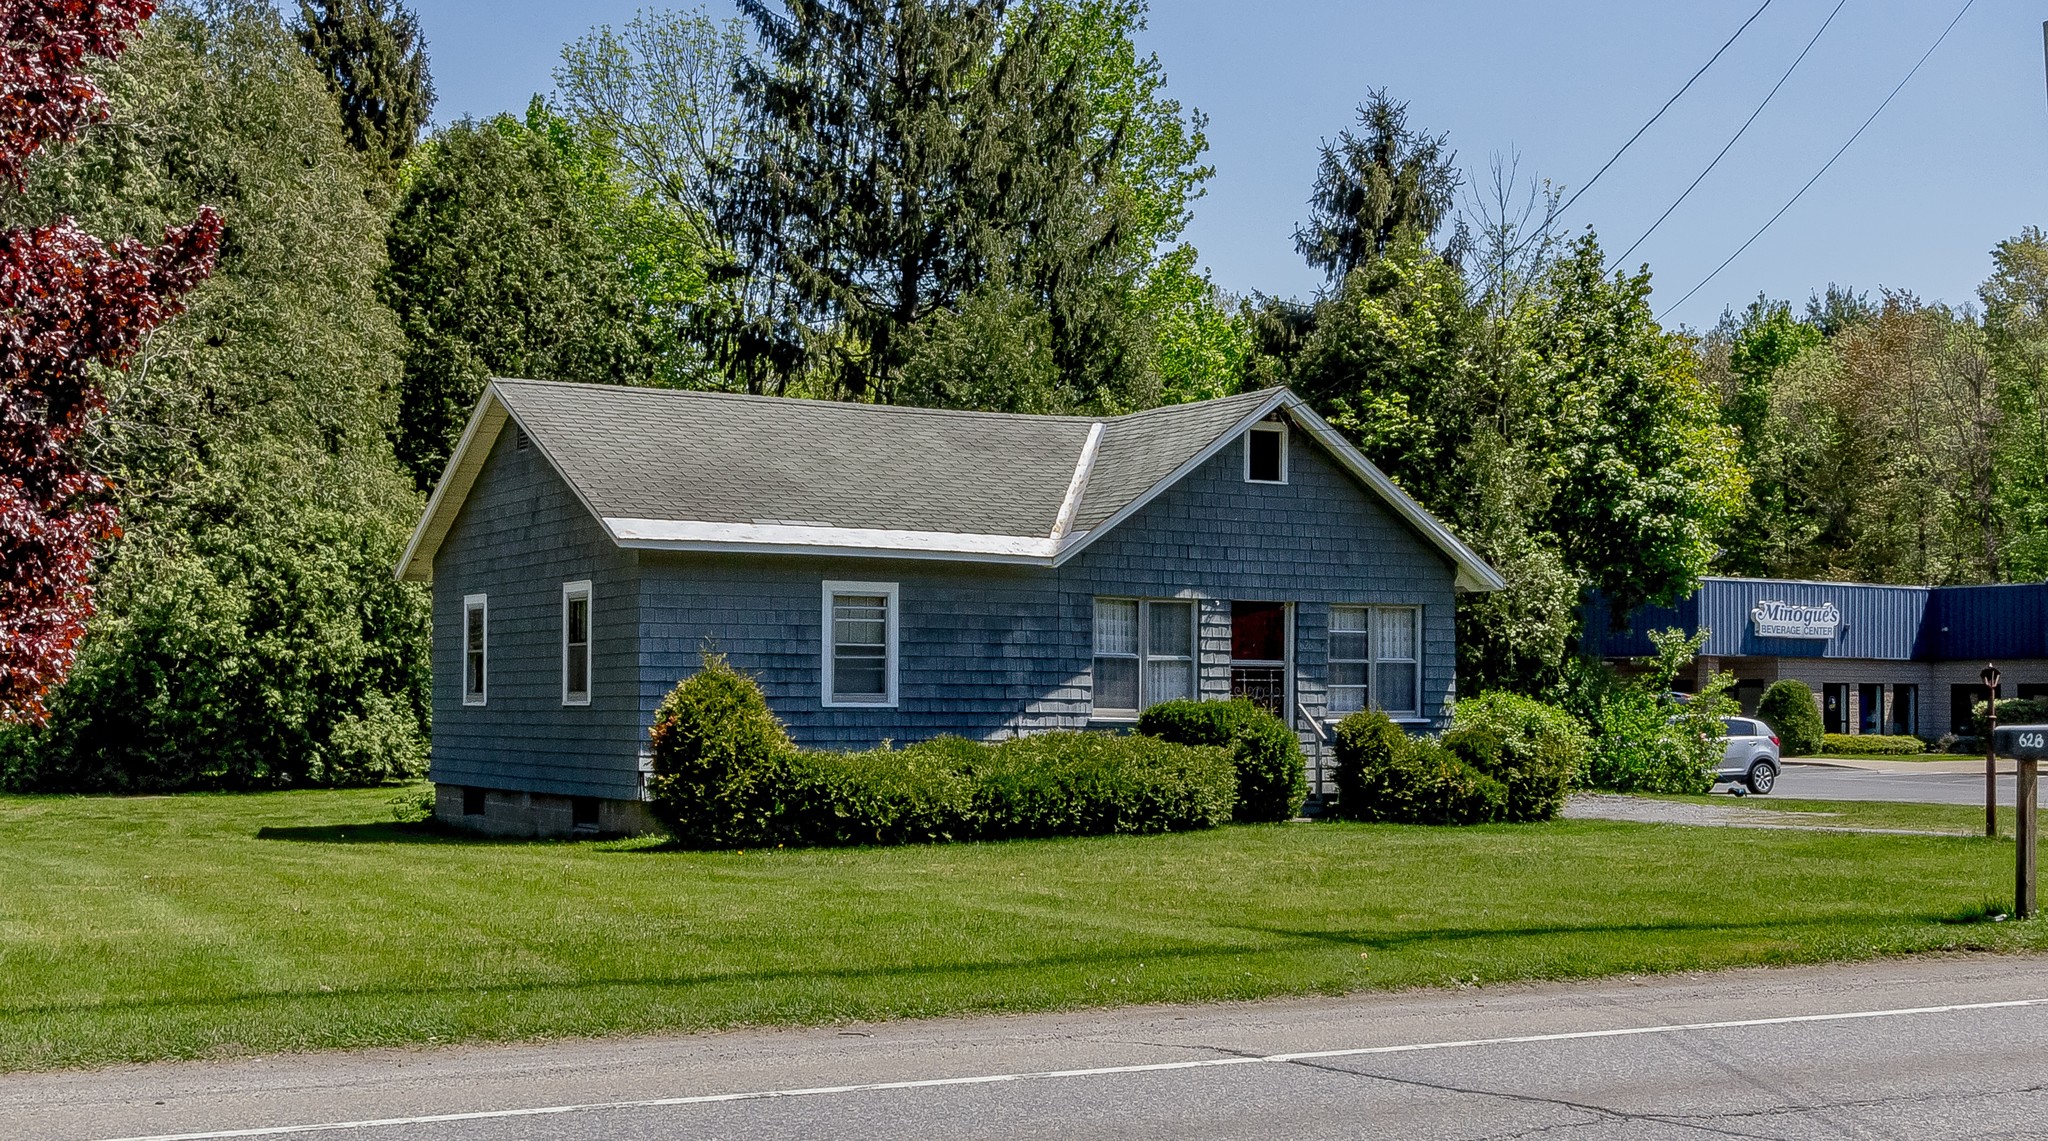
[0,0,219,725]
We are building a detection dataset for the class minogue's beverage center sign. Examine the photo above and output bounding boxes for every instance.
[1751,599,1842,640]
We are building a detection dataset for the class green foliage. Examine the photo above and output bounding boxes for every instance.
[1329,711,1505,825]
[966,732,1236,839]
[895,283,1062,413]
[0,0,429,792]
[1137,697,1308,823]
[1449,692,1589,822]
[1819,733,1924,757]
[645,654,795,848]
[1758,680,1824,757]
[646,661,1233,849]
[294,0,434,184]
[383,100,684,486]
[1294,89,1461,282]
[1571,630,1724,795]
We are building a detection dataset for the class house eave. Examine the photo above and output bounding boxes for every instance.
[607,518,1062,566]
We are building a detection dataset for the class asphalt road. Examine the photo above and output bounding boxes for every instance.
[1775,761,2048,806]
[12,955,2048,1141]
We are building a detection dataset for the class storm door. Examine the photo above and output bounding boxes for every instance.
[1230,601,1289,717]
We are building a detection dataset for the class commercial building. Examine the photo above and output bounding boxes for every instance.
[1592,577,2048,741]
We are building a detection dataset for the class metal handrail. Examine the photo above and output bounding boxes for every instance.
[1296,701,1330,808]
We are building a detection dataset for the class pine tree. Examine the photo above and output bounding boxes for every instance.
[295,0,434,181]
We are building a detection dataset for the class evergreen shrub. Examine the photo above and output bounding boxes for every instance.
[1448,692,1589,821]
[1757,680,1823,756]
[1329,710,1506,825]
[1580,690,1716,795]
[645,661,1234,849]
[1818,733,1924,757]
[1138,697,1308,822]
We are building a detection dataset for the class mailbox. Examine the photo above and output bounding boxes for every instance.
[1995,725,2048,760]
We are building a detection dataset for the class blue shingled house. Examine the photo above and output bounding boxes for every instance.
[397,380,1504,835]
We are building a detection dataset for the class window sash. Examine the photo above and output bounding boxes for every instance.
[1245,422,1287,483]
[1093,598,1195,714]
[1329,605,1419,717]
[825,584,896,705]
[563,582,591,706]
[463,594,487,706]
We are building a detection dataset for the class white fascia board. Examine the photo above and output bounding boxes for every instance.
[608,518,1061,564]
[395,391,510,583]
[1052,388,1293,566]
[1282,398,1508,593]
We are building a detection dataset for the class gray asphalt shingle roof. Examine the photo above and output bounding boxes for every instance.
[494,379,1277,538]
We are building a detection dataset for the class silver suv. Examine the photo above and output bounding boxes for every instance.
[1714,717,1781,794]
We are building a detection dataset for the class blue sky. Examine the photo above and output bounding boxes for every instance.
[410,0,2045,331]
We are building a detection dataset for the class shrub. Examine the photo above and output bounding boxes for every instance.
[1757,680,1823,756]
[1818,733,1924,757]
[1975,697,2048,730]
[647,662,1234,848]
[1138,698,1307,823]
[777,739,980,846]
[645,653,794,848]
[1449,692,1589,822]
[972,732,1235,838]
[1330,710,1506,825]
[1581,690,1715,795]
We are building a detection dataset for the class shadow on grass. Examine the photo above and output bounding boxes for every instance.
[255,822,488,845]
[0,913,1989,1021]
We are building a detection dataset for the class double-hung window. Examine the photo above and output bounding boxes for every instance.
[462,593,488,706]
[823,581,898,706]
[1092,598,1195,718]
[1326,605,1421,717]
[562,581,591,706]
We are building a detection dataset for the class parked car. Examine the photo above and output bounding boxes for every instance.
[1714,717,1780,794]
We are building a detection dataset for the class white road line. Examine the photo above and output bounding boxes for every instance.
[96,996,2048,1141]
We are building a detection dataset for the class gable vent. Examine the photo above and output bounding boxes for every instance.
[514,429,530,451]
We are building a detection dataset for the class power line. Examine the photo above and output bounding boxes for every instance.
[1617,0,1846,267]
[1659,0,1977,321]
[1553,0,1774,222]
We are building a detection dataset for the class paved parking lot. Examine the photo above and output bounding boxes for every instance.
[1774,759,2048,805]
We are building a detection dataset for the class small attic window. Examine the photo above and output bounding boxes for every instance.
[1245,421,1287,484]
[514,429,530,451]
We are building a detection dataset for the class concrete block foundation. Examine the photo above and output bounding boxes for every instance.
[434,784,662,839]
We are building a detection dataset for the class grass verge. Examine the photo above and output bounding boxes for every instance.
[2,785,2044,1071]
[1645,793,2012,835]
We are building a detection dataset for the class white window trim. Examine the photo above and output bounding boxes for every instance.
[1244,421,1289,484]
[1090,596,1198,721]
[822,580,899,708]
[462,592,488,707]
[562,580,592,707]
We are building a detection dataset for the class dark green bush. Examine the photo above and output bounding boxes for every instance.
[647,663,1233,848]
[1449,692,1589,822]
[972,732,1235,838]
[777,739,980,846]
[1976,697,2048,730]
[1818,733,1924,757]
[1757,680,1823,756]
[1138,698,1307,822]
[1330,710,1506,825]
[645,653,794,847]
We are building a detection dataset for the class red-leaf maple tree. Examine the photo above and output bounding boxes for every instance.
[0,0,220,724]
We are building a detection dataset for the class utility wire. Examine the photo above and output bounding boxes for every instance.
[1659,0,1977,320]
[1553,0,1774,222]
[1617,0,1846,267]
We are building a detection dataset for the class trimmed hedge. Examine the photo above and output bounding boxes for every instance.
[1818,733,1925,757]
[1330,711,1506,825]
[646,659,1234,848]
[1757,680,1823,756]
[1448,692,1588,822]
[1138,698,1308,822]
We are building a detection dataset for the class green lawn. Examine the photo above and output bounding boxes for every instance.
[2,786,2044,1072]
[1648,793,2013,835]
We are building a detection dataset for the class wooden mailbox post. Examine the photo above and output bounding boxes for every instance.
[1992,724,2044,920]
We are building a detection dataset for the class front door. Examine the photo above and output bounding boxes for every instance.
[1230,601,1289,717]
[1823,684,1847,735]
